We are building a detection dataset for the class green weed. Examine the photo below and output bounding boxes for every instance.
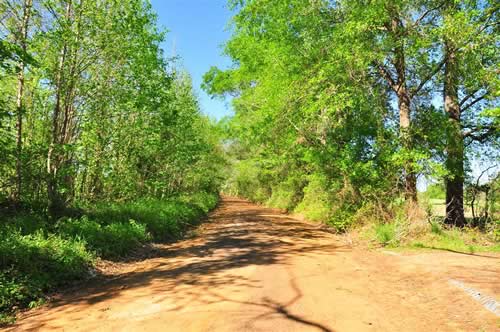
[430,221,443,235]
[374,223,397,246]
[58,217,150,259]
[408,227,500,253]
[0,230,94,322]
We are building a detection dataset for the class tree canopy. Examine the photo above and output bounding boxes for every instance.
[0,0,225,215]
[204,0,499,228]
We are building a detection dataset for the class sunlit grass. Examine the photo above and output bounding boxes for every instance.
[0,192,219,325]
[408,228,500,254]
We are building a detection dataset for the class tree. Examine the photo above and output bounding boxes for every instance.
[0,0,225,215]
[341,0,450,204]
[13,0,33,203]
[441,0,499,226]
[0,0,35,203]
[204,0,400,223]
[205,0,498,228]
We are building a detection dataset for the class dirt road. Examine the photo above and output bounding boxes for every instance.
[6,197,500,331]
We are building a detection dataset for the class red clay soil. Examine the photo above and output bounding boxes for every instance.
[5,197,500,331]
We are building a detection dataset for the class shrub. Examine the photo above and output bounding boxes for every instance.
[0,230,94,283]
[295,173,332,222]
[267,173,305,211]
[0,192,219,322]
[328,207,356,232]
[144,201,192,240]
[85,193,219,242]
[267,186,296,211]
[58,217,150,259]
[374,223,397,246]
[182,192,219,213]
[430,221,443,235]
[0,271,29,325]
[0,229,94,320]
[3,212,48,235]
[351,200,396,227]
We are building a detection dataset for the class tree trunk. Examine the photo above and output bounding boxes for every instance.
[47,50,65,217]
[443,35,465,227]
[392,16,417,203]
[398,89,417,203]
[48,0,72,218]
[483,187,489,221]
[13,0,33,204]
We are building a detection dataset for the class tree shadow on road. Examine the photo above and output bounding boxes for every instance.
[12,198,345,331]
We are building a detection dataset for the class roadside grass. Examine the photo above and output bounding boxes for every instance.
[408,227,500,254]
[0,192,219,325]
[353,192,498,253]
[262,188,500,255]
[0,231,94,325]
[374,223,398,246]
[57,217,150,259]
[368,220,499,254]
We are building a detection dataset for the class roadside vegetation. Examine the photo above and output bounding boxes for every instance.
[362,181,499,252]
[369,220,500,254]
[0,194,218,325]
[204,1,499,249]
[0,0,224,324]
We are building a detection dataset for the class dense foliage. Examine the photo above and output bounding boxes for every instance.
[0,0,224,211]
[204,0,499,230]
[0,0,224,322]
[0,0,499,325]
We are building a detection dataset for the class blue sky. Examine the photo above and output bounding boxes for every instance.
[150,0,234,120]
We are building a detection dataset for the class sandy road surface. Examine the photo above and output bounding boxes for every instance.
[5,197,500,331]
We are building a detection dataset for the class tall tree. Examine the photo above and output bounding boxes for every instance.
[442,1,464,226]
[46,0,74,215]
[206,0,498,229]
[342,0,448,204]
[441,0,499,226]
[12,0,33,203]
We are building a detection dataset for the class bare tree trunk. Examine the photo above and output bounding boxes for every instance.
[443,33,465,227]
[483,187,489,221]
[13,0,33,204]
[470,188,476,220]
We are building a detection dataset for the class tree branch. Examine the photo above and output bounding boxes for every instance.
[413,3,446,27]
[374,61,398,93]
[475,165,496,188]
[410,58,445,98]
[459,89,480,107]
[461,92,489,112]
[462,125,496,142]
